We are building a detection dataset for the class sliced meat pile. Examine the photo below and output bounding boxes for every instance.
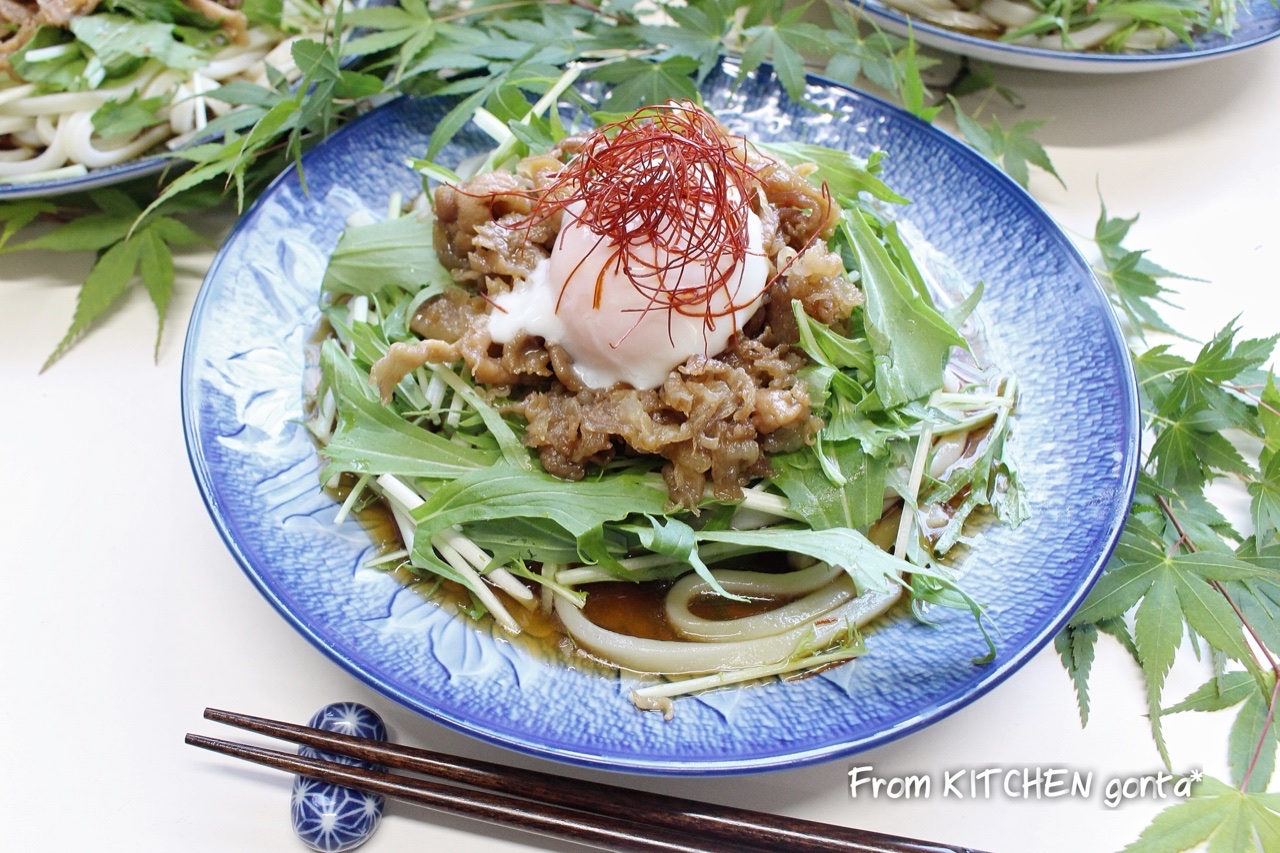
[371,134,863,510]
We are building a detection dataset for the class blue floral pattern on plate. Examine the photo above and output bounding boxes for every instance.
[849,0,1280,72]
[182,62,1139,775]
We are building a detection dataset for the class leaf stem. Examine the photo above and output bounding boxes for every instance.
[1240,673,1280,791]
[1155,493,1280,792]
[1226,383,1280,420]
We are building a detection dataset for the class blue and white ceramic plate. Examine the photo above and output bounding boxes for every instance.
[852,0,1280,72]
[183,64,1139,775]
[0,156,172,200]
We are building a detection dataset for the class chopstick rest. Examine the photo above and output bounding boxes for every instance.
[290,703,389,852]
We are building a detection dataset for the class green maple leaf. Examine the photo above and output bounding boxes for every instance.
[1070,529,1166,625]
[1073,526,1271,764]
[1135,573,1183,765]
[823,13,912,96]
[343,0,438,71]
[1260,375,1280,455]
[1148,403,1256,489]
[638,1,731,79]
[2,185,208,369]
[1055,622,1097,726]
[947,97,1061,189]
[1163,670,1256,715]
[1122,777,1280,853]
[588,56,701,113]
[0,199,55,248]
[1093,200,1195,337]
[1229,687,1280,793]
[739,2,834,103]
[1249,451,1280,547]
[1228,540,1280,654]
[1153,323,1279,428]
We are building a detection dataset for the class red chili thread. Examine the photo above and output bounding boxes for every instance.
[449,103,835,347]
[515,103,765,335]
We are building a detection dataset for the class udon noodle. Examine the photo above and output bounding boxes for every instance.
[0,0,336,183]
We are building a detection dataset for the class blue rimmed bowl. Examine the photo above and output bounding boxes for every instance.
[182,62,1139,775]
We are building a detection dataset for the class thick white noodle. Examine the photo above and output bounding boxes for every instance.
[0,78,151,118]
[0,117,69,177]
[977,0,1039,28]
[64,112,173,168]
[881,0,1000,31]
[170,83,195,136]
[664,563,852,641]
[253,36,303,84]
[554,580,903,675]
[0,116,34,135]
[1123,26,1179,49]
[35,114,58,146]
[1010,17,1128,49]
[928,432,968,479]
[140,69,185,99]
[0,83,38,107]
[203,45,272,79]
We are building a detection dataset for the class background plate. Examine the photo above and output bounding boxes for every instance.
[182,64,1139,775]
[851,0,1280,72]
[0,155,169,201]
[0,1,380,201]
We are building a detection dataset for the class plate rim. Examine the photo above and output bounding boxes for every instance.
[848,0,1280,72]
[182,64,1142,775]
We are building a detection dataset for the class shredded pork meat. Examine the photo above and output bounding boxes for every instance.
[371,137,861,509]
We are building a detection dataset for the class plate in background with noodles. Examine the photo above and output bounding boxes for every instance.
[0,0,357,200]
[182,61,1140,774]
[849,0,1280,72]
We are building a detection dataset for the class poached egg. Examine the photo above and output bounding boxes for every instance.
[488,199,770,390]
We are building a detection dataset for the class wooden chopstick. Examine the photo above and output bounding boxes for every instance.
[187,732,723,852]
[188,707,987,853]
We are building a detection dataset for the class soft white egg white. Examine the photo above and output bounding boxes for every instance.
[489,200,770,390]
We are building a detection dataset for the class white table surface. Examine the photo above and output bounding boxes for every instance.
[3,38,1278,853]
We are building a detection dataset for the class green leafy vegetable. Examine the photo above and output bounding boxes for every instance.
[70,15,208,75]
[842,208,966,408]
[91,91,172,138]
[321,210,454,297]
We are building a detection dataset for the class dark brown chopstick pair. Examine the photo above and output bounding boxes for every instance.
[187,708,987,853]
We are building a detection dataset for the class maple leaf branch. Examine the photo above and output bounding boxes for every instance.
[1242,675,1280,792]
[1225,383,1280,421]
[1156,493,1280,793]
[1156,494,1279,673]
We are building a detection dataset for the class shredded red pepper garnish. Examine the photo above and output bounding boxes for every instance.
[516,102,765,329]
